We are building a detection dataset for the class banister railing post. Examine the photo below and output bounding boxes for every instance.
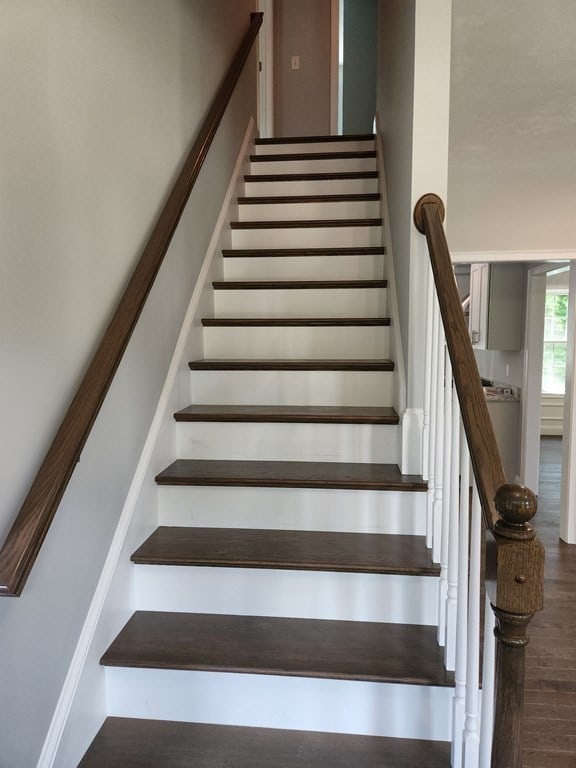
[489,484,544,768]
[414,193,545,768]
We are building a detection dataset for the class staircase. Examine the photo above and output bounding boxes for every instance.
[78,135,453,766]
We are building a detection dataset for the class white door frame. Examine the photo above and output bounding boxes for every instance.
[258,0,341,138]
[257,0,274,138]
[561,264,576,543]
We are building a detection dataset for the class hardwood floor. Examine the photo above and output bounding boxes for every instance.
[522,438,576,767]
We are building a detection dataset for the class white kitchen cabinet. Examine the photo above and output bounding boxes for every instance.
[469,263,525,350]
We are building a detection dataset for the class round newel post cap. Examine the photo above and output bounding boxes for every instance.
[494,484,538,539]
[413,193,445,234]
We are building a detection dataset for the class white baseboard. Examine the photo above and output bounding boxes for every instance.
[401,408,424,475]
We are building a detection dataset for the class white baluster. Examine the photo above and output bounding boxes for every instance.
[438,348,452,646]
[462,481,482,766]
[479,593,496,767]
[422,268,434,482]
[445,374,460,670]
[432,320,445,564]
[427,299,439,550]
[452,428,470,768]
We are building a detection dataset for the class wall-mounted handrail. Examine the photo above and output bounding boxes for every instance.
[0,12,263,598]
[414,194,545,768]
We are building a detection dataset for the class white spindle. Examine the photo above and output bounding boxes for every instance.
[427,299,439,550]
[479,593,496,767]
[452,428,470,767]
[438,349,452,645]
[432,320,445,563]
[462,481,482,766]
[445,375,460,670]
[422,270,434,482]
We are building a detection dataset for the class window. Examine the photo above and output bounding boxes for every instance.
[542,290,568,394]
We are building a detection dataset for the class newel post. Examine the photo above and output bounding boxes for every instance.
[489,484,545,768]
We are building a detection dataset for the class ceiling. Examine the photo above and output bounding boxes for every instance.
[447,0,576,253]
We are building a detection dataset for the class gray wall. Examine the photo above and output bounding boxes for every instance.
[273,0,332,136]
[343,0,378,134]
[0,2,257,765]
[376,0,416,365]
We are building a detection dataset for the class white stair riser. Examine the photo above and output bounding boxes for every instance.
[244,178,378,196]
[250,157,375,175]
[175,421,399,463]
[135,567,439,625]
[231,225,382,249]
[158,487,427,536]
[214,288,387,318]
[202,326,390,360]
[189,370,393,406]
[223,254,386,281]
[254,140,375,155]
[238,200,380,222]
[106,668,453,741]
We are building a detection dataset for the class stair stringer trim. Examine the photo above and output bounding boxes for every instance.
[37,117,258,768]
[375,114,423,475]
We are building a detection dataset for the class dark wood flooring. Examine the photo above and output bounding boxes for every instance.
[101,611,453,686]
[78,719,451,768]
[131,528,439,575]
[522,438,576,767]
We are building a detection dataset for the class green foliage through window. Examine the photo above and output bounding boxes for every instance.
[542,291,568,394]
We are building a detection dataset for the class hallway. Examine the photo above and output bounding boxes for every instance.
[523,438,576,766]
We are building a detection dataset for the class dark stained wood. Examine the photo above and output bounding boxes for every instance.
[79,718,451,768]
[173,404,399,424]
[101,611,453,686]
[414,195,504,531]
[188,358,394,371]
[250,151,377,162]
[222,246,386,257]
[414,194,545,768]
[201,317,390,327]
[230,218,382,229]
[245,171,378,183]
[212,279,387,289]
[132,527,439,575]
[0,13,264,598]
[256,133,375,144]
[238,193,380,205]
[522,438,576,767]
[155,459,426,492]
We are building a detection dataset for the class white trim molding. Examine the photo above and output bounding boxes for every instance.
[451,249,576,264]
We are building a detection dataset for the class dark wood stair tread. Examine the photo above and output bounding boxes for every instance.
[132,528,439,576]
[212,279,387,289]
[174,404,399,424]
[79,718,450,768]
[201,317,390,327]
[101,612,453,686]
[238,193,380,204]
[155,460,426,491]
[231,218,382,229]
[250,151,376,162]
[256,132,375,144]
[188,358,394,371]
[222,246,386,257]
[245,171,378,182]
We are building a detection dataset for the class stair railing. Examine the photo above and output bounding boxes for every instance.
[0,12,263,598]
[414,194,544,768]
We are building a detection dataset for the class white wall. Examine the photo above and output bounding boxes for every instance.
[0,2,257,765]
[376,0,452,424]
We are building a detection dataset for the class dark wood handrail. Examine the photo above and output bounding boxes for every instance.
[414,194,544,768]
[0,12,263,598]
